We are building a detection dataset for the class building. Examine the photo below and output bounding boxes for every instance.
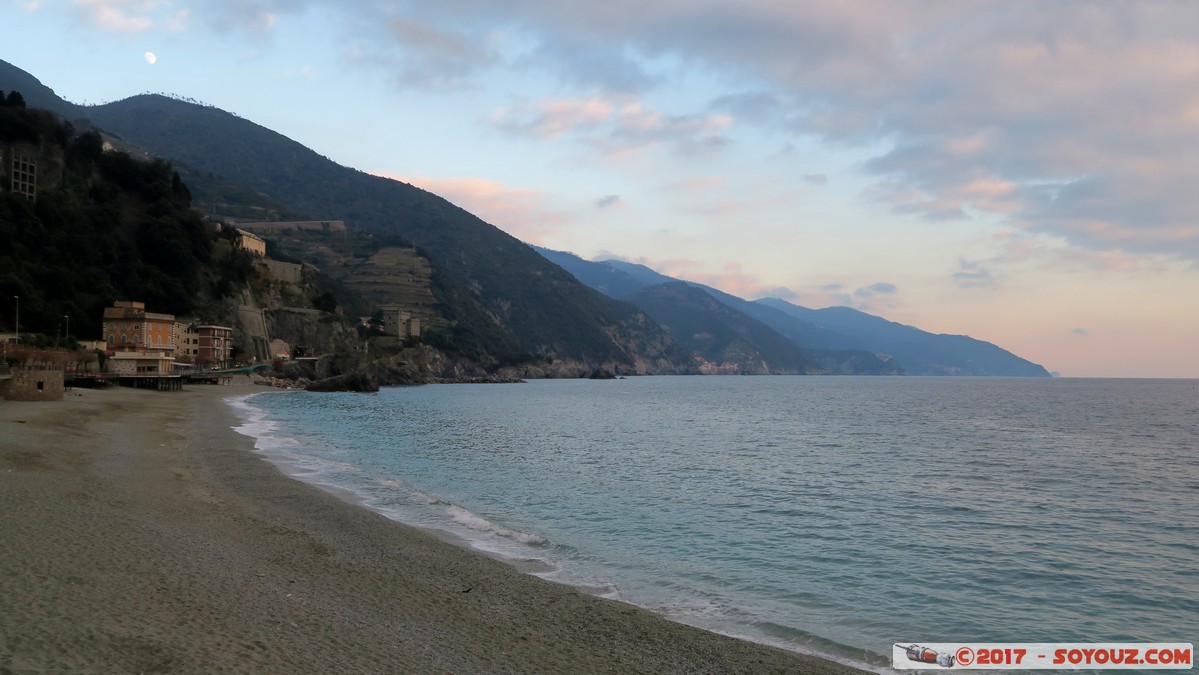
[0,366,64,401]
[102,301,176,353]
[196,325,234,368]
[175,322,201,361]
[380,306,423,338]
[105,351,175,376]
[171,322,233,368]
[235,229,267,257]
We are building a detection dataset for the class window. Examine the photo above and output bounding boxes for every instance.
[12,156,36,200]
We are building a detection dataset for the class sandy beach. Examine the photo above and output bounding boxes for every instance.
[0,383,870,674]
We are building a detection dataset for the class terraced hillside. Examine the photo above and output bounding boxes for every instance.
[262,229,442,330]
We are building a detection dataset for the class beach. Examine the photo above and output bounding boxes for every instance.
[0,383,870,674]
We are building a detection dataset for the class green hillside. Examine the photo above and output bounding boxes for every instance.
[0,98,252,343]
[76,94,683,370]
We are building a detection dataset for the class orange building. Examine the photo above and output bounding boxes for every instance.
[102,301,176,354]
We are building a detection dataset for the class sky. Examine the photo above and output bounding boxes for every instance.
[4,0,1199,377]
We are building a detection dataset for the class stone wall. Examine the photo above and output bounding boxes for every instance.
[234,220,346,233]
[1,368,65,401]
[259,259,303,285]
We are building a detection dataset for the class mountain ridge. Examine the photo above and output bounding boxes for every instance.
[0,59,690,374]
[533,246,1050,377]
[1,58,1049,377]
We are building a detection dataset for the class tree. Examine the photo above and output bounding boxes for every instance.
[312,291,338,313]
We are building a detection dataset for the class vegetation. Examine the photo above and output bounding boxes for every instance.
[77,94,689,370]
[0,98,250,342]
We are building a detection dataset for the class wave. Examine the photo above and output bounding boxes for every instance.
[445,504,546,545]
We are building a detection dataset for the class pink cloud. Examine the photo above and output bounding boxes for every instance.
[491,95,734,157]
[489,96,615,138]
[661,176,727,192]
[72,0,156,32]
[376,172,570,245]
[615,256,797,300]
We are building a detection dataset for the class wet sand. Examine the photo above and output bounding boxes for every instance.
[0,383,871,674]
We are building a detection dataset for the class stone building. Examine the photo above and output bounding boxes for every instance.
[235,229,267,257]
[380,306,422,338]
[0,367,64,401]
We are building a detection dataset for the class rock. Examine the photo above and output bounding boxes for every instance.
[305,370,380,393]
[588,368,617,380]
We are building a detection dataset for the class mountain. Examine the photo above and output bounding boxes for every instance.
[756,299,1050,377]
[625,282,818,374]
[532,247,1048,377]
[534,246,667,299]
[538,247,900,374]
[0,59,688,374]
[0,63,81,118]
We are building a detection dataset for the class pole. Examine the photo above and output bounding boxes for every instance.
[12,295,17,344]
[64,314,69,349]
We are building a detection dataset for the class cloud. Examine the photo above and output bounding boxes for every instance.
[518,38,658,93]
[846,281,900,312]
[609,102,733,157]
[603,255,798,300]
[595,194,622,209]
[854,282,897,298]
[378,18,499,89]
[335,0,1199,263]
[662,176,726,193]
[192,0,295,35]
[491,95,734,157]
[953,259,998,289]
[1072,327,1089,336]
[56,0,290,36]
[61,1,1199,264]
[377,172,569,244]
[490,97,615,138]
[71,0,157,32]
[802,173,827,185]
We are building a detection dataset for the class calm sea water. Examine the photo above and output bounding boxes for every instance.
[229,377,1199,670]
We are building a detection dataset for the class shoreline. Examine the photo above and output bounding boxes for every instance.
[1,383,874,673]
[228,387,886,670]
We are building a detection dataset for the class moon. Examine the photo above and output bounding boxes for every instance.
[144,51,157,65]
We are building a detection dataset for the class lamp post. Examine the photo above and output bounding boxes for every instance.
[12,295,17,344]
[64,314,70,349]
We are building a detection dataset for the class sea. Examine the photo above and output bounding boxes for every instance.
[227,377,1198,671]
